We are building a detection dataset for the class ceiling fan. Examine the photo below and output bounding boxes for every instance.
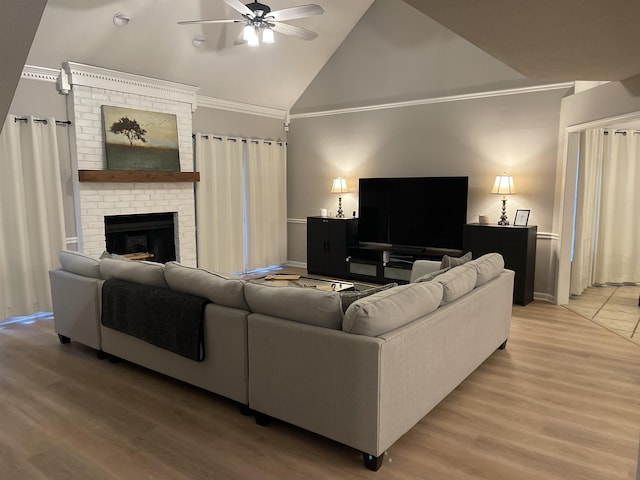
[178,0,324,47]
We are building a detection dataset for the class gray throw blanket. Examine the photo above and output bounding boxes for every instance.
[102,279,209,361]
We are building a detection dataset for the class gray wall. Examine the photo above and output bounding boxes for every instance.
[0,0,47,121]
[286,0,571,299]
[10,78,68,119]
[192,107,285,141]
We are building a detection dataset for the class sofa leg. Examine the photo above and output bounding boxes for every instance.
[239,404,252,416]
[363,452,384,471]
[498,339,508,350]
[255,412,271,427]
[57,334,71,344]
[96,350,108,360]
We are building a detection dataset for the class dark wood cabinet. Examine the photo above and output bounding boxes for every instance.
[307,217,358,278]
[463,223,537,305]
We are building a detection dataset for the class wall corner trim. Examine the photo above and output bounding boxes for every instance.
[61,62,200,110]
[197,95,288,120]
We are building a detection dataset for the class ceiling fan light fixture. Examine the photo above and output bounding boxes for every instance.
[242,24,254,41]
[247,26,260,47]
[262,27,275,44]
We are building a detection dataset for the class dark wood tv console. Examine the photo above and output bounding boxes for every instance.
[306,216,464,285]
[346,244,463,284]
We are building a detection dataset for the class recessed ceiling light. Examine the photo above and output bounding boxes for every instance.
[192,35,206,47]
[113,12,130,27]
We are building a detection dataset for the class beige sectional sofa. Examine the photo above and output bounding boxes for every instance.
[49,250,514,471]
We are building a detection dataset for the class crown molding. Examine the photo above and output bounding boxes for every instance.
[61,62,200,110]
[21,65,60,83]
[290,82,575,119]
[197,95,287,120]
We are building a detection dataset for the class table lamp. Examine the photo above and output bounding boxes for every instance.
[491,173,514,225]
[331,177,347,218]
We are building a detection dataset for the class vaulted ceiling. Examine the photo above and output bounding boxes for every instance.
[3,0,640,124]
[25,0,374,111]
[403,0,640,82]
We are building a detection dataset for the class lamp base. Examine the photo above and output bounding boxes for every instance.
[497,197,509,225]
[336,196,344,218]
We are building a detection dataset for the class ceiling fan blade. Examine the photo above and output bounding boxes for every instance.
[272,22,318,40]
[223,0,255,17]
[268,4,324,22]
[178,19,241,25]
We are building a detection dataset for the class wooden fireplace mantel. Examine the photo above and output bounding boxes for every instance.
[78,170,200,183]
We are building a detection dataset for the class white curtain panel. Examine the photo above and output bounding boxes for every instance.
[593,130,640,284]
[195,134,245,275]
[245,141,287,271]
[0,116,65,318]
[570,129,602,295]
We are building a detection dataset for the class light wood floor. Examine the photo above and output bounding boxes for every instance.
[1,302,639,479]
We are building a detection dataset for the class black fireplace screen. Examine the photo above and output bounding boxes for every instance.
[104,212,176,263]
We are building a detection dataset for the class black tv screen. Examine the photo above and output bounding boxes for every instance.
[358,177,468,250]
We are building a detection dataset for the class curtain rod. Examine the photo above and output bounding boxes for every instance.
[14,117,72,126]
[192,133,284,146]
[603,129,640,135]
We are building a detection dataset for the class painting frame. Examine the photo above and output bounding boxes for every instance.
[101,105,180,171]
[514,209,531,226]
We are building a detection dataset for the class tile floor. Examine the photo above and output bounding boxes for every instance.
[566,285,640,346]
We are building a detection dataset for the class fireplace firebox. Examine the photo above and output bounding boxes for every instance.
[105,213,176,263]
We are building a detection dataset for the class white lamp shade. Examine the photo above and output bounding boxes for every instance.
[262,27,274,44]
[331,177,347,194]
[491,174,515,195]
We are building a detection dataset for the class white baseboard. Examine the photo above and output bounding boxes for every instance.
[285,261,306,269]
[533,292,556,304]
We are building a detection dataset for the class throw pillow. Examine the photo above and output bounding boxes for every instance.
[440,251,472,269]
[339,283,397,313]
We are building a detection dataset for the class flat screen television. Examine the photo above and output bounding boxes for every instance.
[358,176,468,250]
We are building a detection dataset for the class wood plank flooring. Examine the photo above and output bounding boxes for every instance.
[0,302,638,479]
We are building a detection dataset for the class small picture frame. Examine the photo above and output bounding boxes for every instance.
[514,209,530,226]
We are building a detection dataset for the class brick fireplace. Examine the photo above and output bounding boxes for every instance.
[62,62,199,266]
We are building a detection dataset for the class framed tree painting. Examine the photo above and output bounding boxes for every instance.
[101,106,180,171]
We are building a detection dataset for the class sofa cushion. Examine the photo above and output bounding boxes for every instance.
[99,257,168,288]
[342,281,443,336]
[164,262,249,310]
[469,253,505,287]
[339,283,397,313]
[414,266,451,283]
[440,251,472,269]
[58,250,102,279]
[434,264,477,305]
[244,282,343,329]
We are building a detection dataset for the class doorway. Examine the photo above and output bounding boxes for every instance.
[557,110,640,304]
